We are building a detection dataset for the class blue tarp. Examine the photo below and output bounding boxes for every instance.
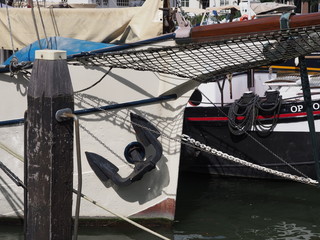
[3,36,114,65]
[0,3,12,8]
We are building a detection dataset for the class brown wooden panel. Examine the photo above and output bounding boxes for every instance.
[191,12,320,41]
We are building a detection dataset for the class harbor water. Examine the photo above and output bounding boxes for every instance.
[1,172,320,240]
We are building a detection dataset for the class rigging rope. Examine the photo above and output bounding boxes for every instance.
[5,0,15,55]
[36,0,50,48]
[30,0,42,49]
[72,189,171,240]
[0,141,23,162]
[0,160,26,189]
[74,67,113,94]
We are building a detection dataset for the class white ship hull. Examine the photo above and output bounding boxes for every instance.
[0,64,197,221]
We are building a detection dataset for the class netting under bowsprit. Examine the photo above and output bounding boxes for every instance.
[69,25,320,83]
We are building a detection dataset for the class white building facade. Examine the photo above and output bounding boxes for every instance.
[42,0,236,10]
[178,0,238,8]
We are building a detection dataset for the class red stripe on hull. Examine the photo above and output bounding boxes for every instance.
[187,111,320,122]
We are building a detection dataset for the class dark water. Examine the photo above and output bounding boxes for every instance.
[1,172,320,240]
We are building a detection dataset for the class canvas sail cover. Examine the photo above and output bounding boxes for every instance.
[0,0,163,50]
[250,2,296,15]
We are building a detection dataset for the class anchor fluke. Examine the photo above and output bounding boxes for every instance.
[85,151,120,183]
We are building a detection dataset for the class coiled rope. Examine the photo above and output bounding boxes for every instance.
[201,88,309,179]
[254,90,282,135]
[228,90,283,136]
[228,92,259,135]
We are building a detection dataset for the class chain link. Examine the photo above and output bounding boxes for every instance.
[181,134,318,186]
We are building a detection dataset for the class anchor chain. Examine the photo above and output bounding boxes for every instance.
[180,134,319,186]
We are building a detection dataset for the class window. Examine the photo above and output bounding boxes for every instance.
[117,0,129,6]
[96,0,109,7]
[129,0,145,7]
[180,0,189,7]
[202,0,209,8]
[220,0,229,6]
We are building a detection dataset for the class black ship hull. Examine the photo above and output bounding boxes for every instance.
[180,99,320,180]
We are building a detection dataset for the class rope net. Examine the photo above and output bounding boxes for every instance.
[69,25,320,83]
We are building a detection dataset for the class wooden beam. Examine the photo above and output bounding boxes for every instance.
[190,12,320,41]
[25,50,74,240]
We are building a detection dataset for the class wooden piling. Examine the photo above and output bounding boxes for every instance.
[25,50,74,240]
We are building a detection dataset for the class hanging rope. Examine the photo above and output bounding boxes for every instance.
[228,92,259,135]
[30,0,42,49]
[5,0,15,55]
[72,189,171,240]
[36,0,49,48]
[253,90,282,135]
[74,67,113,94]
[199,89,309,179]
[227,90,282,136]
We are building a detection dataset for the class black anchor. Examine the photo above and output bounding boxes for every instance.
[85,112,163,186]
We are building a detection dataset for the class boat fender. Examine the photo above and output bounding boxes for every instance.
[188,89,202,106]
[85,113,163,186]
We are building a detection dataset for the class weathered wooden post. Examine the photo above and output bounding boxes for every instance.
[25,50,74,240]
